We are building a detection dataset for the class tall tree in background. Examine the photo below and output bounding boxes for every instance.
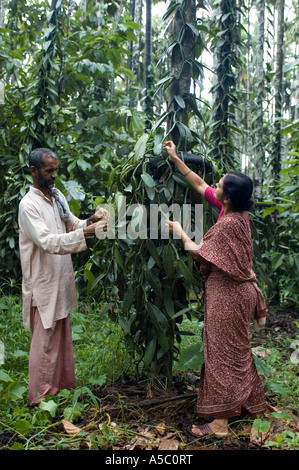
[128,0,143,109]
[144,0,153,128]
[166,0,196,149]
[0,0,6,103]
[253,0,265,200]
[24,0,63,149]
[271,0,285,191]
[208,0,242,171]
[0,0,6,27]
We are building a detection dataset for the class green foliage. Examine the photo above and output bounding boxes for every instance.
[0,0,144,288]
[0,293,297,449]
[0,293,135,448]
[264,430,299,450]
[83,131,206,381]
[0,0,298,387]
[157,0,208,148]
[176,343,204,371]
[206,0,245,170]
[260,119,299,306]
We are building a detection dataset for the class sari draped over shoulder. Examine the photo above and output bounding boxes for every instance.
[197,212,266,330]
[195,212,267,419]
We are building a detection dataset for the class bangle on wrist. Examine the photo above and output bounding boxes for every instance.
[183,169,191,177]
[182,235,190,244]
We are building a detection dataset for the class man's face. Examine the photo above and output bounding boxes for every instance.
[35,156,58,190]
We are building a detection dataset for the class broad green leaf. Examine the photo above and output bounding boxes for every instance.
[122,21,141,31]
[141,173,156,188]
[147,303,169,352]
[8,384,27,400]
[177,259,200,286]
[123,287,134,312]
[174,95,185,109]
[177,344,204,371]
[186,22,200,36]
[163,285,175,318]
[134,134,149,159]
[12,419,31,435]
[144,184,156,200]
[264,381,287,397]
[171,307,192,319]
[144,338,157,366]
[9,443,25,450]
[147,303,167,326]
[147,271,162,299]
[176,122,192,140]
[146,239,162,268]
[252,354,270,376]
[272,253,285,270]
[163,244,175,279]
[172,174,191,188]
[263,206,277,217]
[0,370,13,383]
[40,399,58,417]
[271,411,294,421]
[253,418,271,433]
[113,245,124,269]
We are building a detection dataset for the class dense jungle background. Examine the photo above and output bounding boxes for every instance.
[0,0,298,452]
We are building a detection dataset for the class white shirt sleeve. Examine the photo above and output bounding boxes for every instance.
[19,201,87,255]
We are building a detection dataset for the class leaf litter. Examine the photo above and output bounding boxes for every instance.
[57,307,298,451]
[1,306,298,450]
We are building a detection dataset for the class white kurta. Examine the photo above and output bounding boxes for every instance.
[18,186,88,331]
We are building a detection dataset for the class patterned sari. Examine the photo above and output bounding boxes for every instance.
[196,212,267,419]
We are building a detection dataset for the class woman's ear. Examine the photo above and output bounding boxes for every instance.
[223,197,231,206]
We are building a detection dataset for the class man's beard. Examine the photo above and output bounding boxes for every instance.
[37,172,55,190]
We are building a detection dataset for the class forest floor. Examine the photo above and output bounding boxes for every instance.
[1,306,298,453]
[73,306,299,452]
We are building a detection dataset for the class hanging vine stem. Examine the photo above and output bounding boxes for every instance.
[57,0,75,108]
[208,0,244,171]
[159,0,207,150]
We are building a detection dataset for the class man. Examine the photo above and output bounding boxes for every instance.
[18,148,108,406]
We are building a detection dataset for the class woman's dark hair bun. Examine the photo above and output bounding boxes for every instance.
[223,171,254,212]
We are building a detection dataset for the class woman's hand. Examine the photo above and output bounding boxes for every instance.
[166,219,201,258]
[163,140,178,162]
[166,219,184,239]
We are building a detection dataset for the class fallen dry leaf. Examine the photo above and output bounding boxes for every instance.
[62,419,82,435]
[156,422,167,435]
[158,437,180,450]
[252,346,272,359]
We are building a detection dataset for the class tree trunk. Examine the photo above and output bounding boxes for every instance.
[0,0,6,27]
[271,0,285,187]
[144,0,153,129]
[167,0,196,149]
[253,0,265,200]
[129,0,143,109]
[209,0,239,171]
[0,0,5,103]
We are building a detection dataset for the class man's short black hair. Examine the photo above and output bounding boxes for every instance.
[29,148,58,169]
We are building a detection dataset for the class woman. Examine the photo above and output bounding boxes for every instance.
[166,167,267,438]
[163,140,250,226]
